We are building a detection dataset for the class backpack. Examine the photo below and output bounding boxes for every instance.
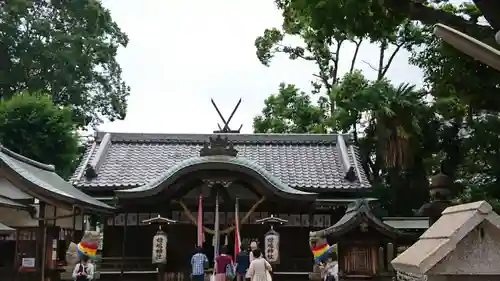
[225,263,235,280]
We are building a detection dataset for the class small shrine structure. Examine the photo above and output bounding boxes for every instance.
[0,145,114,281]
[310,199,417,280]
[392,201,500,281]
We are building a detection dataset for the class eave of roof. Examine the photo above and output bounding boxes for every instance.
[434,24,500,71]
[0,145,114,213]
[116,155,317,201]
[0,221,15,235]
[0,195,30,210]
[311,199,409,239]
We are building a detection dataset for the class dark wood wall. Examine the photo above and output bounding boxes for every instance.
[100,207,346,273]
[102,223,314,272]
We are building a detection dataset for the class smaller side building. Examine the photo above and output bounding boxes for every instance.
[0,145,113,281]
[310,200,418,280]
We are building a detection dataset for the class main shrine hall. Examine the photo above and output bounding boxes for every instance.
[70,131,372,276]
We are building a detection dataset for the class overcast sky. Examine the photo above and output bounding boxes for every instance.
[98,0,424,134]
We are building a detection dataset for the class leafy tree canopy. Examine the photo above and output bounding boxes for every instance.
[253,0,500,214]
[0,92,79,178]
[0,0,130,126]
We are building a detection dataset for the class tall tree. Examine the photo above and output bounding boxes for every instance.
[0,0,130,126]
[254,83,328,133]
[254,0,500,213]
[253,0,434,215]
[0,92,79,178]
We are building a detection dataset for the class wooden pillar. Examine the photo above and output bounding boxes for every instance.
[80,213,85,241]
[71,208,77,241]
[163,210,171,281]
[120,213,128,281]
[38,202,46,281]
[158,264,165,281]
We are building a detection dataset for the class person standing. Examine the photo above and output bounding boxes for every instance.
[215,246,233,281]
[235,245,249,281]
[246,249,272,281]
[72,256,95,281]
[248,242,262,263]
[191,246,209,281]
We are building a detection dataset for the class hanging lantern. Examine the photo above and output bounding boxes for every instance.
[152,229,167,264]
[256,214,287,265]
[264,228,280,264]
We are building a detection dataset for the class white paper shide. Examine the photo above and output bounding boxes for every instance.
[152,230,167,264]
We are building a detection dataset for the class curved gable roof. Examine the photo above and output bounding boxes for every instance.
[311,199,408,239]
[0,145,113,213]
[115,155,317,200]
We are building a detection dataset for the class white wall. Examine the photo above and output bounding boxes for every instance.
[0,206,83,229]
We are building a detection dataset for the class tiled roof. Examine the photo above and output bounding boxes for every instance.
[0,145,114,212]
[311,199,410,239]
[71,132,371,191]
[115,155,318,200]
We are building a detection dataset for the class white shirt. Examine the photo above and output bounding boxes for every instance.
[72,262,95,281]
[323,261,338,281]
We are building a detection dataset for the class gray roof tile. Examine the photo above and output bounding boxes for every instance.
[0,146,113,212]
[71,132,371,191]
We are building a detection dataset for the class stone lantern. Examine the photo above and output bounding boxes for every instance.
[416,172,454,226]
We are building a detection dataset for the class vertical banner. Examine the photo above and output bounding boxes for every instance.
[197,194,203,247]
[214,192,220,260]
[234,198,241,260]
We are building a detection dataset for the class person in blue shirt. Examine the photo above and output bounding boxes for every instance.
[235,245,250,281]
[191,246,209,281]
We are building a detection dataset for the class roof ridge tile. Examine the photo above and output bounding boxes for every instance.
[95,131,352,145]
[0,145,55,172]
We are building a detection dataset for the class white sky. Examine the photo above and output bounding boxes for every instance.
[98,0,424,134]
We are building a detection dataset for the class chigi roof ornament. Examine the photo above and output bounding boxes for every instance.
[211,98,243,133]
[200,135,238,157]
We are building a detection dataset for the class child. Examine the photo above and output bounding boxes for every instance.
[321,252,338,281]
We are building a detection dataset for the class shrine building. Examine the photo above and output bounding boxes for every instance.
[70,131,373,278]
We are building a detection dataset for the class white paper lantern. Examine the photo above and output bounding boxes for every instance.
[264,229,280,264]
[152,230,167,264]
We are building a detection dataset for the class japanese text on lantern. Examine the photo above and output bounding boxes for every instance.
[152,231,167,264]
[264,230,279,263]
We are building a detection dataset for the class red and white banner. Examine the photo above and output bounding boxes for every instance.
[197,194,203,247]
[234,198,241,260]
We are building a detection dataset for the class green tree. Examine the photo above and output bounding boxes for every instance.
[0,0,130,126]
[253,0,434,215]
[0,92,79,178]
[408,2,500,208]
[253,83,328,133]
[254,0,500,213]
